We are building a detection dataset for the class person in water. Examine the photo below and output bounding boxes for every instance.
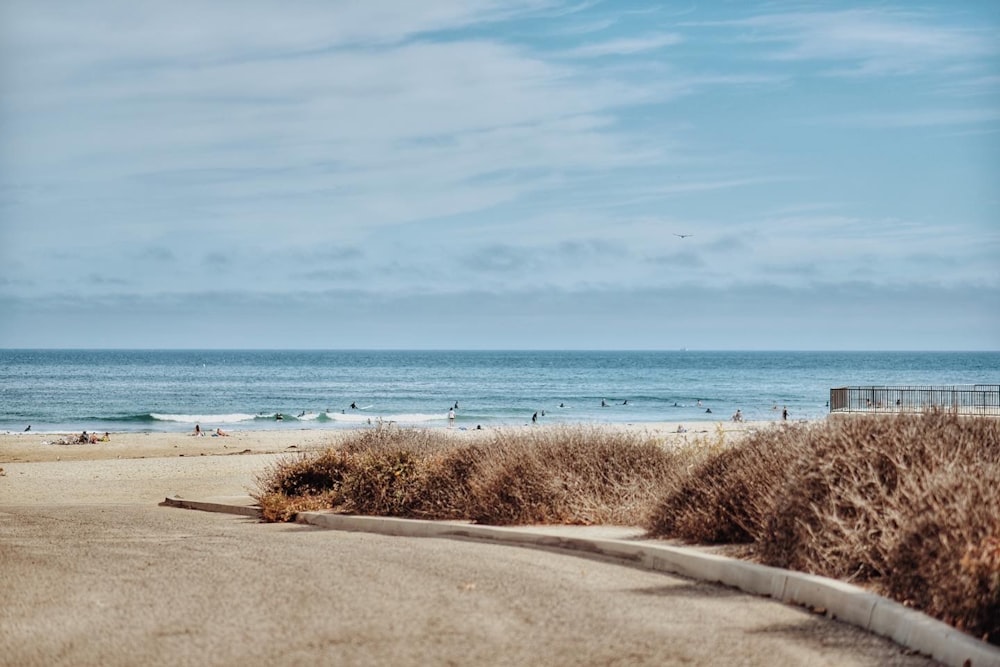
[350,402,358,410]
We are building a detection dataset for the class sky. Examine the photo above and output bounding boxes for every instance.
[0,1,998,350]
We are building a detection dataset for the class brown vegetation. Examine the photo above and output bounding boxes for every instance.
[253,413,1000,645]
[646,410,1000,645]
[254,424,678,525]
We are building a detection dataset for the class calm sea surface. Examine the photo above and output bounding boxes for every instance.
[1,350,996,433]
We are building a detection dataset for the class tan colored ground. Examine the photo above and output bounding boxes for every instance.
[0,420,767,464]
[0,420,938,666]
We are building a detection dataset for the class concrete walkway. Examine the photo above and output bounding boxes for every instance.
[164,495,1000,667]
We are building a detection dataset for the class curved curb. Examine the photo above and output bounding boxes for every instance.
[162,497,1000,667]
[160,495,264,518]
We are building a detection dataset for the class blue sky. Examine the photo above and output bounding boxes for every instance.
[1,1,997,350]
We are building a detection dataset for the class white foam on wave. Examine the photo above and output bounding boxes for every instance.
[150,413,258,424]
[325,412,447,424]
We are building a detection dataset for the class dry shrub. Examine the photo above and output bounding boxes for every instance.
[645,411,1000,644]
[334,425,483,518]
[253,424,676,527]
[339,448,426,515]
[255,447,354,497]
[257,490,339,522]
[872,423,1000,644]
[409,445,484,520]
[466,427,676,525]
[645,424,803,543]
[758,412,999,583]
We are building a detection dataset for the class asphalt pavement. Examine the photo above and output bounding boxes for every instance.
[0,503,937,667]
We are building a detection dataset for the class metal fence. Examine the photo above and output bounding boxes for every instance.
[829,385,1000,416]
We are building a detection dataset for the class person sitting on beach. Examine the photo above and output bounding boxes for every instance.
[193,424,203,436]
[88,432,100,444]
[215,428,229,437]
[78,431,89,444]
[732,409,743,422]
[100,432,110,442]
[676,425,687,433]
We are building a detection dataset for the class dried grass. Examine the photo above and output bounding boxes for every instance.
[645,410,1000,644]
[252,424,676,525]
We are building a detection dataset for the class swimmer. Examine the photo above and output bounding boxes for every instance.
[350,402,358,410]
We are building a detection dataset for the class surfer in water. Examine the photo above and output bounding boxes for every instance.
[350,402,358,410]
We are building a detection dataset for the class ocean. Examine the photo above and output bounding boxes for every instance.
[1,350,996,434]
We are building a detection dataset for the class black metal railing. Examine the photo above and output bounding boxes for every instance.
[830,385,1000,415]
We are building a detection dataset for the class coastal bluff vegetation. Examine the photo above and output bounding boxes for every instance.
[254,411,1000,646]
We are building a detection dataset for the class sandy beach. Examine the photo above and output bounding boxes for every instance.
[1,421,766,463]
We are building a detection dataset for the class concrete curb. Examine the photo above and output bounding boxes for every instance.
[163,496,1000,667]
[160,495,264,518]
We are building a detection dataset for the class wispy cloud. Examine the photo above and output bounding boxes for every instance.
[563,33,682,58]
[695,8,997,77]
[815,108,1000,128]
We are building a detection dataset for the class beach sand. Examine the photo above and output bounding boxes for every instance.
[0,421,771,505]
